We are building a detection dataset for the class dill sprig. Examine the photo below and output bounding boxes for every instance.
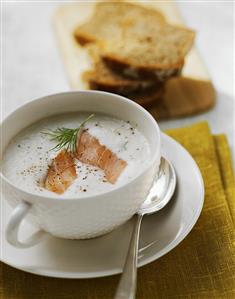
[42,114,94,154]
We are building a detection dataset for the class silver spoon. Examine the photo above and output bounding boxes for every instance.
[114,157,177,299]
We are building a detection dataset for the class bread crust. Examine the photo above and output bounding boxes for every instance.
[103,56,184,80]
[85,75,164,107]
[86,78,157,95]
[74,32,95,46]
[82,60,160,95]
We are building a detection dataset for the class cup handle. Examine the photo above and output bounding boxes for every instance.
[6,201,48,248]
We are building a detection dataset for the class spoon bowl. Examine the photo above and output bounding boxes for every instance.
[140,157,176,215]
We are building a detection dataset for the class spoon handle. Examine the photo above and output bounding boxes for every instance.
[114,214,143,299]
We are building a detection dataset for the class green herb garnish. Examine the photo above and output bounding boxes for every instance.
[123,141,128,151]
[42,114,94,154]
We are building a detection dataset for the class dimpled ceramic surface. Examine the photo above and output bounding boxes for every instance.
[3,164,157,239]
[0,134,204,278]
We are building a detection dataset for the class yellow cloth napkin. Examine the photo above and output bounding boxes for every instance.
[214,135,235,224]
[1,122,235,299]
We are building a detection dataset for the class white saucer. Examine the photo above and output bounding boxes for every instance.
[0,133,204,279]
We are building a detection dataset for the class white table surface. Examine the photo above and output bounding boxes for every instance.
[2,1,234,162]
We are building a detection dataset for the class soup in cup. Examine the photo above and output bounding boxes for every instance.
[0,91,161,248]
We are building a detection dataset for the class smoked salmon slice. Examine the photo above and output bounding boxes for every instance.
[77,130,127,184]
[44,150,77,194]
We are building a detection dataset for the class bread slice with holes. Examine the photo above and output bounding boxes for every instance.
[74,2,194,80]
[100,24,195,80]
[74,2,166,46]
[82,60,159,95]
[84,67,164,107]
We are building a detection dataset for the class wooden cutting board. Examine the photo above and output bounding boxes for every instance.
[53,0,215,120]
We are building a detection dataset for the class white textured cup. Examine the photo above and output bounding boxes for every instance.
[0,91,161,248]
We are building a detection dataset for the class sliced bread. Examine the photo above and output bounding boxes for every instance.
[100,24,195,80]
[74,2,165,46]
[84,68,164,107]
[83,60,158,95]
